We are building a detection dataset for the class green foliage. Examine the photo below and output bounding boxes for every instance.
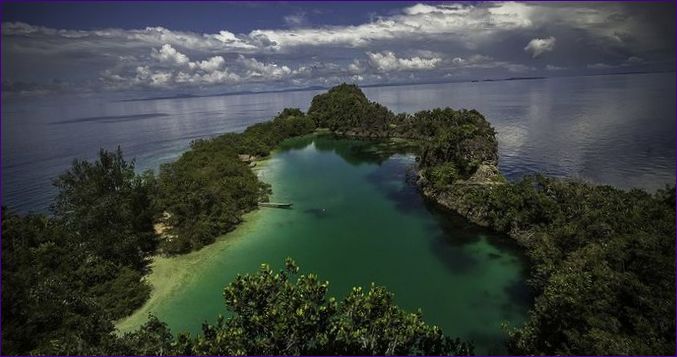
[154,141,266,254]
[1,149,156,355]
[410,109,497,176]
[307,85,495,178]
[115,316,176,355]
[52,147,158,269]
[453,176,676,355]
[116,259,473,356]
[155,108,315,254]
[308,83,393,133]
[427,162,459,188]
[1,160,148,355]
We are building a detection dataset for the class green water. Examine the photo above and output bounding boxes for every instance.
[123,136,531,354]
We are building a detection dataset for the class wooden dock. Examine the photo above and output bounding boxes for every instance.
[258,202,293,208]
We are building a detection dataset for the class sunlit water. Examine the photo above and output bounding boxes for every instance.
[118,136,531,354]
[2,73,674,213]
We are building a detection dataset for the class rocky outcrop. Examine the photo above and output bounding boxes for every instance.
[417,163,506,228]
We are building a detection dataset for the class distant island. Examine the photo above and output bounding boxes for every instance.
[3,84,674,356]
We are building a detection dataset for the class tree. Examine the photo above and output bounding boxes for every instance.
[118,259,473,356]
[52,147,158,269]
[307,83,393,133]
[2,148,158,355]
[154,108,315,254]
[1,209,123,355]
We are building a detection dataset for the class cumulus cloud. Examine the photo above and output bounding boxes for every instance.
[348,60,366,74]
[151,44,190,66]
[189,56,226,72]
[249,2,536,51]
[367,51,441,72]
[237,55,293,79]
[103,45,244,89]
[524,36,556,58]
[2,2,673,93]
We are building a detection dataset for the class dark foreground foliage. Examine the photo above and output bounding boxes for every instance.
[455,177,676,355]
[113,259,473,356]
[2,149,157,354]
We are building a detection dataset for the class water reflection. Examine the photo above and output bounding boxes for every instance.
[364,73,675,191]
[3,73,674,213]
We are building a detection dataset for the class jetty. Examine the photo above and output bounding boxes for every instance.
[258,202,293,208]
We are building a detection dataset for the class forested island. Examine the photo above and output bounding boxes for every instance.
[2,84,674,355]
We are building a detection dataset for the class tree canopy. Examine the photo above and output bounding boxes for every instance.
[2,148,157,354]
[154,108,316,254]
[114,259,473,356]
[308,83,393,134]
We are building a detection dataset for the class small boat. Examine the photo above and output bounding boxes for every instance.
[258,202,293,208]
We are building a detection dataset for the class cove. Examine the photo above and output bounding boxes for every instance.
[118,135,531,354]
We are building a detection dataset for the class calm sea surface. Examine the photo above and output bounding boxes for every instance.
[2,72,674,213]
[3,72,674,213]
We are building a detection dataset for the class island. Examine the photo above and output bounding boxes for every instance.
[2,84,674,355]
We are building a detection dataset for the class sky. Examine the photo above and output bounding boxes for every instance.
[1,1,675,95]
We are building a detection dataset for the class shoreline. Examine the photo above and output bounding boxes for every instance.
[115,156,276,334]
[115,208,267,333]
[115,128,501,334]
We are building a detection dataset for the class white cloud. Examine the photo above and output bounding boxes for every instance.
[211,30,253,49]
[367,51,441,72]
[3,2,671,93]
[151,44,190,66]
[249,2,535,51]
[3,3,667,57]
[545,64,567,71]
[237,55,293,79]
[348,60,366,74]
[189,56,225,72]
[524,36,556,58]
